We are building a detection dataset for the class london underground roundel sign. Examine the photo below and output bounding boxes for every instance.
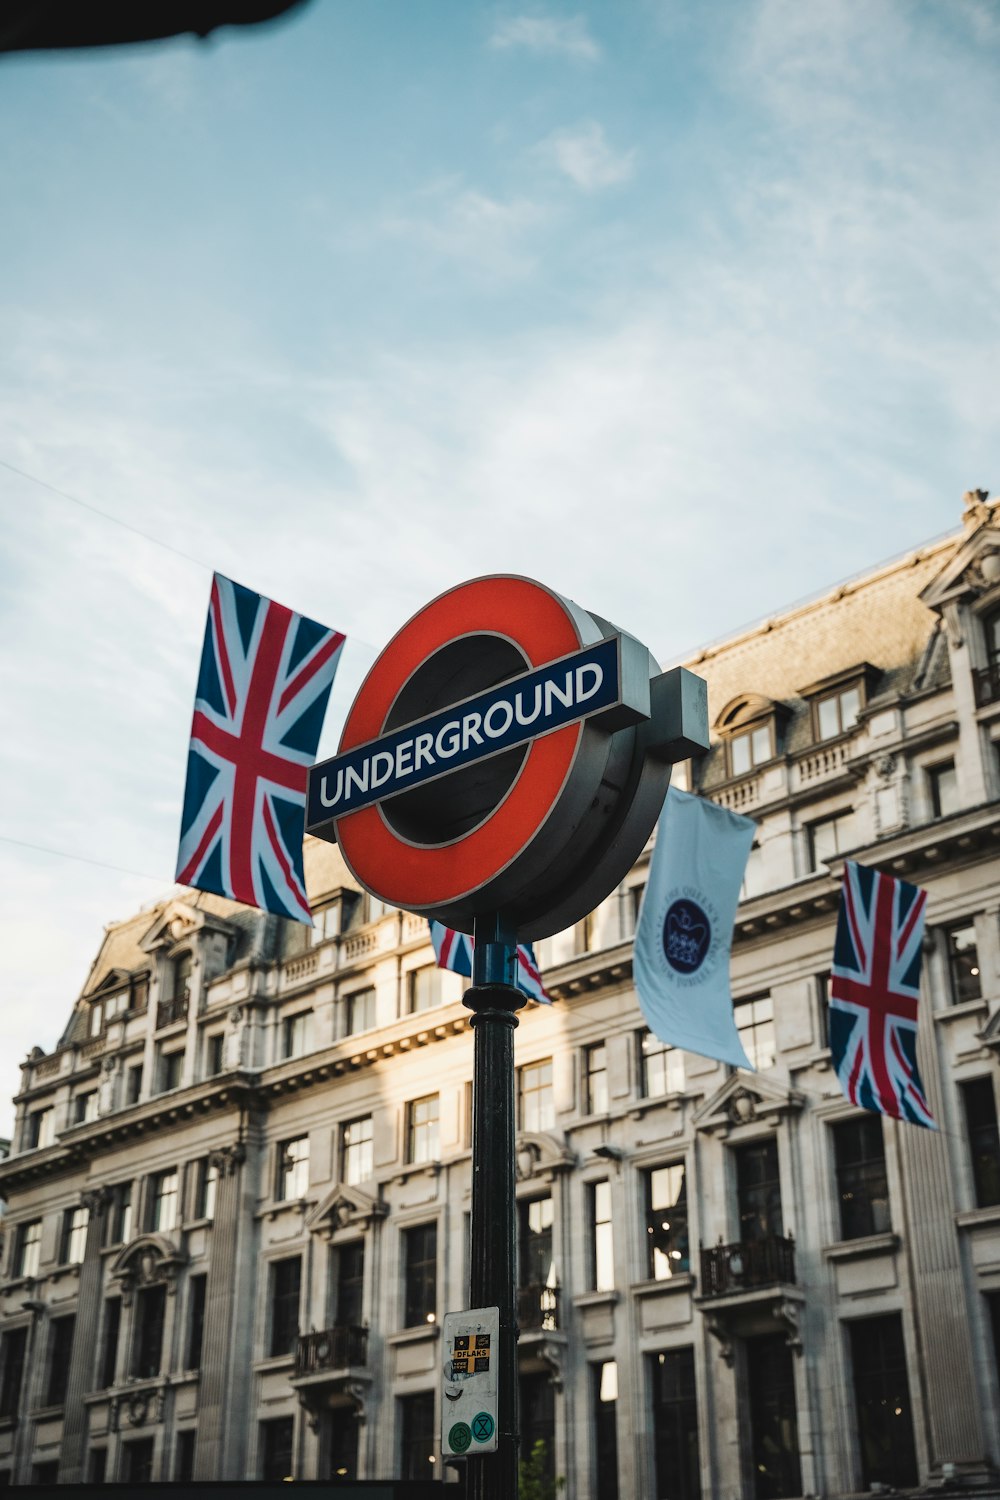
[306,575,708,940]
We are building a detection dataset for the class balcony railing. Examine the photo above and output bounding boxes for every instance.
[295,1325,368,1376]
[517,1283,560,1332]
[155,995,189,1030]
[974,663,1000,708]
[700,1234,796,1297]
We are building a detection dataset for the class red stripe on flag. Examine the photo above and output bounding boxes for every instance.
[263,796,310,918]
[278,630,345,716]
[177,802,224,887]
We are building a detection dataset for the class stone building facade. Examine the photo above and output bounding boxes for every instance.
[3,492,1000,1495]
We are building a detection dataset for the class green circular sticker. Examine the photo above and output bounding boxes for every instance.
[449,1422,472,1454]
[472,1411,496,1443]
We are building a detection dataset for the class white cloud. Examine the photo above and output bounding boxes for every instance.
[535,121,635,191]
[489,13,600,61]
[382,180,546,277]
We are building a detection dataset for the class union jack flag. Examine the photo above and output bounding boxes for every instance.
[429,921,551,1004]
[830,860,935,1129]
[175,573,345,924]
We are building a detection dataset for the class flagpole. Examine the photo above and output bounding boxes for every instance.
[464,911,523,1500]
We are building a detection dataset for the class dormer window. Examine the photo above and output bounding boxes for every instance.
[730,724,772,777]
[815,685,861,741]
[801,663,879,744]
[716,695,788,780]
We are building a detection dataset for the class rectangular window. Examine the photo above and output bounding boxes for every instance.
[624,882,646,938]
[100,1298,121,1389]
[175,1431,196,1484]
[336,1241,365,1328]
[816,684,861,741]
[187,1275,207,1369]
[520,1371,556,1484]
[929,760,959,819]
[282,1010,312,1060]
[592,1180,614,1291]
[61,1205,89,1264]
[639,1030,685,1097]
[519,1059,555,1132]
[650,1347,700,1500]
[32,1461,59,1485]
[270,1257,302,1357]
[585,1043,609,1115]
[399,1391,436,1480]
[962,1078,1000,1208]
[74,1091,99,1125]
[159,1049,184,1093]
[519,1196,555,1291]
[407,1095,440,1165]
[172,952,193,1003]
[833,1115,890,1239]
[14,1220,41,1279]
[946,923,982,1003]
[746,1332,801,1500]
[345,987,376,1036]
[735,994,775,1071]
[197,1157,219,1220]
[260,1416,295,1482]
[807,811,854,870]
[0,1328,28,1420]
[730,723,772,777]
[122,1438,155,1484]
[278,1137,310,1200]
[46,1316,75,1406]
[150,1169,179,1232]
[593,1361,619,1500]
[342,1116,373,1185]
[848,1315,918,1490]
[132,1284,166,1379]
[403,1222,438,1327]
[815,973,831,1049]
[206,1034,225,1076]
[126,1064,143,1105]
[88,1448,107,1484]
[646,1164,689,1278]
[312,903,340,945]
[736,1138,783,1242]
[26,1108,54,1151]
[408,965,442,1013]
[110,1182,132,1246]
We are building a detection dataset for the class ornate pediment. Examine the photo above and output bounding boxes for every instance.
[108,1233,187,1301]
[692,1072,804,1138]
[139,901,205,954]
[307,1183,387,1235]
[919,504,1000,633]
[515,1132,575,1183]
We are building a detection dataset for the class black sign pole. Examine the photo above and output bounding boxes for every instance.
[464,911,523,1500]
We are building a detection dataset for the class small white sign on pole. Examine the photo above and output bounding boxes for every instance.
[441,1306,500,1457]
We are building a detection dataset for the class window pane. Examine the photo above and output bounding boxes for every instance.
[346,988,376,1035]
[840,687,861,731]
[650,1348,700,1500]
[403,1223,437,1326]
[279,1138,310,1200]
[342,1117,373,1185]
[270,1257,302,1356]
[817,695,841,739]
[641,1031,684,1098]
[947,924,982,1003]
[592,1181,614,1291]
[586,1044,608,1115]
[751,725,771,764]
[962,1079,1000,1208]
[408,1096,440,1164]
[520,1060,554,1132]
[746,1333,801,1499]
[929,762,958,819]
[735,995,775,1071]
[647,1164,689,1277]
[593,1362,619,1500]
[833,1116,889,1239]
[848,1316,917,1489]
[731,733,751,776]
[153,1171,178,1232]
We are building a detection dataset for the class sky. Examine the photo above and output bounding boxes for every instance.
[1,0,998,1138]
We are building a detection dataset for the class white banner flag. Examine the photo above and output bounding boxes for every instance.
[634,785,756,1070]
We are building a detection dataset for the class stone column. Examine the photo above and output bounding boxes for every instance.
[193,1141,248,1480]
[58,1187,112,1481]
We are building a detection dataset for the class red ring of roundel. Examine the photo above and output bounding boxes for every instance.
[335,576,585,909]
